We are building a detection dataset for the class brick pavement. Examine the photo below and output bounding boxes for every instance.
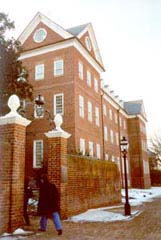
[5,197,161,240]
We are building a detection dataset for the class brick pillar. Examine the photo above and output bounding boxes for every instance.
[45,114,71,218]
[0,95,31,234]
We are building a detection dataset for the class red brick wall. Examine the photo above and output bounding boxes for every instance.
[127,117,151,188]
[64,155,121,218]
[22,22,65,51]
[0,124,26,233]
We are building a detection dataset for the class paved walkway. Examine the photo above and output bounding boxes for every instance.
[3,197,161,240]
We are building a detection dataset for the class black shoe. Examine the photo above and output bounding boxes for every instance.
[57,229,62,235]
[38,229,46,232]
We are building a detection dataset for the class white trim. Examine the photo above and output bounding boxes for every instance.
[0,115,31,126]
[77,23,104,66]
[18,12,72,44]
[45,129,71,139]
[19,38,104,73]
[127,114,147,123]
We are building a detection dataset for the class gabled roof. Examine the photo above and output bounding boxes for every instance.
[68,23,104,66]
[18,12,104,68]
[18,12,73,44]
[67,23,89,36]
[124,100,147,119]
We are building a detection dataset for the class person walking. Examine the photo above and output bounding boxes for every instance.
[38,174,63,236]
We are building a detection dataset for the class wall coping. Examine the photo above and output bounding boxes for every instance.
[45,129,71,139]
[0,115,31,126]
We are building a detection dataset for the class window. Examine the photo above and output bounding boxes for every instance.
[123,120,126,129]
[35,64,44,80]
[33,28,47,43]
[116,132,119,145]
[104,126,108,141]
[110,129,114,144]
[80,138,85,155]
[88,101,92,122]
[115,157,121,171]
[109,109,113,120]
[87,70,91,86]
[78,62,83,79]
[103,104,107,116]
[105,154,109,160]
[94,78,98,92]
[95,107,99,126]
[34,96,44,118]
[89,141,94,157]
[143,159,150,174]
[85,36,92,51]
[33,140,43,168]
[54,59,64,76]
[54,93,64,115]
[119,117,122,127]
[115,113,118,124]
[79,95,84,118]
[96,144,101,159]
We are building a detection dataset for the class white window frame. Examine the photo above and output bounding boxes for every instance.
[96,144,101,159]
[35,64,44,80]
[88,101,92,122]
[78,62,83,79]
[54,59,64,76]
[79,95,84,118]
[54,93,64,115]
[103,104,107,116]
[123,120,126,129]
[116,132,119,145]
[109,109,113,120]
[95,107,100,126]
[119,117,122,127]
[80,138,85,155]
[87,70,91,86]
[94,78,98,92]
[115,113,118,124]
[33,140,43,168]
[89,141,94,157]
[104,126,108,141]
[110,129,114,144]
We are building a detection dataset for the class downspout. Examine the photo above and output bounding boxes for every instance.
[100,91,105,160]
[117,108,124,187]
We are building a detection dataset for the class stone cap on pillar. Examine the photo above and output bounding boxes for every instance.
[45,114,71,139]
[0,94,31,126]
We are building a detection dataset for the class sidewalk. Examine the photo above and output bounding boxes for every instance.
[17,196,161,240]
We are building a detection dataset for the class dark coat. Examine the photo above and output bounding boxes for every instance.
[38,182,60,216]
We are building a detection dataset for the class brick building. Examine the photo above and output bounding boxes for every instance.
[18,12,150,188]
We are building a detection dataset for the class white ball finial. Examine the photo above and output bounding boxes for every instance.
[54,114,63,130]
[8,94,20,113]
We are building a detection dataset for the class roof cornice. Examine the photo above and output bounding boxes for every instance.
[18,12,73,44]
[19,38,105,73]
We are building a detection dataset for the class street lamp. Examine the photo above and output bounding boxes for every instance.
[120,136,131,216]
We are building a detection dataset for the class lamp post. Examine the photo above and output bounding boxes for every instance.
[120,136,131,216]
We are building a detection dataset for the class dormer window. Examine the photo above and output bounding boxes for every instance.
[85,36,92,51]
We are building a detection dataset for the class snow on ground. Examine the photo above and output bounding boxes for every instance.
[1,187,161,239]
[68,187,161,223]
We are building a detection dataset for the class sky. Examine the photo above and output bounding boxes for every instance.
[1,0,161,140]
[1,187,161,238]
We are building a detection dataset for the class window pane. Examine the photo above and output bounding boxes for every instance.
[54,60,64,76]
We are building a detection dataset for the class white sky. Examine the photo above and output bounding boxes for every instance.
[1,0,161,139]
